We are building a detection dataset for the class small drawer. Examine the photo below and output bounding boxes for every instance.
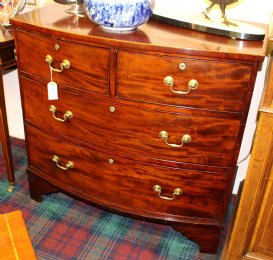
[116,50,252,112]
[27,125,228,221]
[22,77,240,168]
[16,30,110,95]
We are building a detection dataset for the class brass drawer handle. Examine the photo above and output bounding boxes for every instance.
[45,54,70,73]
[153,185,183,201]
[49,105,73,122]
[52,155,74,171]
[163,76,198,95]
[159,130,192,148]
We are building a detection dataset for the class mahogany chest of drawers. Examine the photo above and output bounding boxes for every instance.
[11,3,267,253]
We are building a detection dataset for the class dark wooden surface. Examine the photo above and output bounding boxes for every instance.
[21,77,241,169]
[27,124,228,222]
[0,26,15,191]
[16,30,110,95]
[11,3,267,253]
[116,50,253,112]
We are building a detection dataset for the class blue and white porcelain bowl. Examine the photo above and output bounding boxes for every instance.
[84,0,153,32]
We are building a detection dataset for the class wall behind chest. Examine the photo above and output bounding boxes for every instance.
[3,70,24,139]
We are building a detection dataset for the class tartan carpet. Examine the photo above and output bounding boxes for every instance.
[0,138,234,260]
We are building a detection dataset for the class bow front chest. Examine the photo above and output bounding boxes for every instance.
[11,3,267,253]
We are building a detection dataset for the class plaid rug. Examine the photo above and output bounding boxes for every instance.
[0,138,234,260]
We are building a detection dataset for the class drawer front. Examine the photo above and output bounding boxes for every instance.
[16,30,110,95]
[116,50,252,112]
[22,77,240,168]
[27,125,227,220]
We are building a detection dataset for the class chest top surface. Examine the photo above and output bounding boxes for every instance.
[11,3,267,61]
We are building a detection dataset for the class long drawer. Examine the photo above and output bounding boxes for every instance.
[16,30,110,95]
[116,50,252,112]
[27,125,228,221]
[22,77,240,168]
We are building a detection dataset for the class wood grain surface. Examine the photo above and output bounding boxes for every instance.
[11,3,267,253]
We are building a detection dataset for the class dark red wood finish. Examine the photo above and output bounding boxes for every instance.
[27,125,228,221]
[11,3,267,254]
[116,50,253,112]
[16,30,110,95]
[21,77,240,169]
[0,26,16,190]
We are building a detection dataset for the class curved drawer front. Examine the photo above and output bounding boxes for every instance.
[116,50,252,112]
[16,30,110,95]
[22,77,240,168]
[27,125,227,220]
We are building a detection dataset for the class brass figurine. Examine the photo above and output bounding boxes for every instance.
[203,0,238,26]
